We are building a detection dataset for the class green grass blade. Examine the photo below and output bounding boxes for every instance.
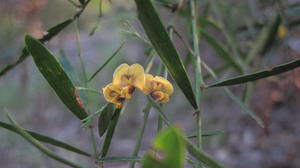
[0,19,73,77]
[186,130,224,138]
[25,35,87,120]
[0,121,90,157]
[98,103,115,137]
[6,113,85,168]
[101,107,122,157]
[246,14,281,63]
[88,42,125,82]
[98,156,143,162]
[201,31,243,72]
[134,0,198,110]
[208,58,300,87]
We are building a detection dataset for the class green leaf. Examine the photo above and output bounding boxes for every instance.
[6,113,84,168]
[186,130,224,138]
[142,126,186,168]
[88,42,125,82]
[0,19,73,77]
[201,31,243,72]
[25,35,87,120]
[208,58,300,87]
[246,14,281,63]
[98,103,114,137]
[41,19,73,42]
[134,0,198,110]
[0,121,90,157]
[101,108,122,157]
[98,156,143,162]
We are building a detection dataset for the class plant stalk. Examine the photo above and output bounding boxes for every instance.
[190,0,203,150]
[129,103,152,168]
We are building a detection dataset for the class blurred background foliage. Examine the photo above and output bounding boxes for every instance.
[1,0,300,167]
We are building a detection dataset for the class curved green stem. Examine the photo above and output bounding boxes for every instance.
[6,113,85,168]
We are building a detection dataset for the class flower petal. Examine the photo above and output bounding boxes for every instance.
[102,83,123,105]
[143,74,154,94]
[154,76,174,95]
[129,64,145,91]
[112,63,130,86]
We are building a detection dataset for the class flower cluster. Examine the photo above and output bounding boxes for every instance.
[102,63,173,108]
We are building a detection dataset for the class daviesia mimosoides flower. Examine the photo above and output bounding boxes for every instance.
[102,63,174,108]
[102,63,145,108]
[143,74,173,103]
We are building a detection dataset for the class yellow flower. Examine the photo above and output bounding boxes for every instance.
[143,74,173,103]
[278,25,287,38]
[102,83,125,108]
[112,63,145,98]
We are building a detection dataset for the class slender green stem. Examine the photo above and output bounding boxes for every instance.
[89,127,98,156]
[89,0,103,36]
[6,113,85,168]
[190,0,203,151]
[129,103,152,168]
[74,20,88,86]
[74,16,99,166]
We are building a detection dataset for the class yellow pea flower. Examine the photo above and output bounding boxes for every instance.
[143,74,173,103]
[112,63,145,98]
[102,83,125,108]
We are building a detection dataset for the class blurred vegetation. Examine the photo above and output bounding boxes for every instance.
[1,0,300,168]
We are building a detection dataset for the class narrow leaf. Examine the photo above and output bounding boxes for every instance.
[0,121,90,157]
[208,58,300,87]
[6,113,84,168]
[98,103,114,137]
[186,130,224,138]
[134,0,198,110]
[101,108,122,157]
[25,35,87,120]
[88,42,125,82]
[0,19,73,77]
[41,19,73,42]
[98,156,143,162]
